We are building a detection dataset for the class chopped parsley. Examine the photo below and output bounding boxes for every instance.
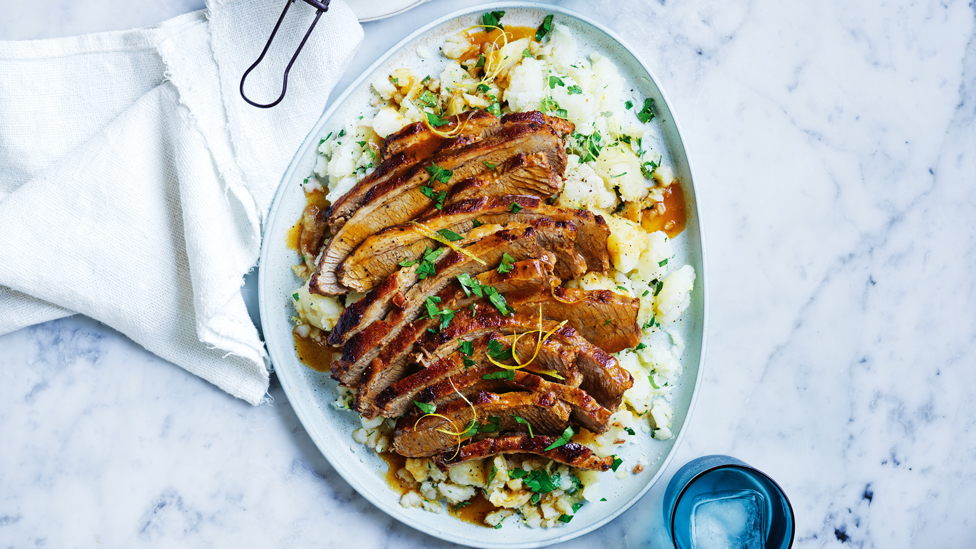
[611,456,623,472]
[476,83,490,94]
[512,415,535,438]
[475,54,486,69]
[337,128,346,138]
[522,48,532,58]
[625,100,634,110]
[544,426,574,451]
[472,218,484,228]
[654,279,664,296]
[426,163,453,184]
[520,469,561,494]
[497,252,516,274]
[643,316,657,330]
[540,97,567,118]
[558,514,573,523]
[567,85,583,95]
[641,159,659,179]
[413,400,436,414]
[482,370,515,381]
[637,98,656,123]
[487,463,498,485]
[484,285,513,316]
[486,102,501,117]
[648,375,660,389]
[420,185,447,210]
[480,415,502,433]
[659,258,669,267]
[292,293,299,301]
[456,273,485,297]
[419,90,438,108]
[635,342,647,350]
[482,10,505,30]
[548,75,565,89]
[410,246,445,279]
[572,502,585,513]
[436,228,463,242]
[535,14,554,41]
[453,501,472,514]
[509,202,523,214]
[486,338,514,361]
[483,161,497,170]
[624,427,636,436]
[426,111,450,127]
[642,289,650,297]
[603,318,613,326]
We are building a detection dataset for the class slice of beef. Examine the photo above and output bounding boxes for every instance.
[392,391,571,457]
[505,286,641,353]
[330,220,583,385]
[327,110,499,233]
[327,222,521,346]
[434,434,613,472]
[310,121,568,295]
[338,192,607,293]
[443,152,562,206]
[501,111,576,137]
[379,109,499,162]
[372,332,583,418]
[418,306,634,411]
[352,260,558,416]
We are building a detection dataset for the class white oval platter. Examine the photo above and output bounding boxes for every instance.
[258,3,708,547]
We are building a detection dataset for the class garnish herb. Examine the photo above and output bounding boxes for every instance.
[484,285,513,316]
[637,98,656,123]
[611,456,623,472]
[355,140,366,147]
[413,246,446,279]
[572,502,585,513]
[480,416,502,433]
[648,375,660,389]
[413,400,436,414]
[544,426,574,451]
[420,185,447,210]
[659,258,669,267]
[603,319,613,326]
[454,501,472,514]
[600,498,607,502]
[643,316,657,330]
[486,339,514,361]
[486,102,502,117]
[558,515,573,523]
[487,463,498,486]
[423,296,454,331]
[512,415,535,438]
[540,98,567,118]
[616,285,628,291]
[522,470,560,493]
[419,90,438,107]
[636,342,647,350]
[426,163,453,184]
[292,293,299,301]
[535,14,554,41]
[482,10,505,30]
[436,228,463,242]
[548,75,565,89]
[611,172,627,178]
[642,289,650,297]
[482,370,515,381]
[624,427,636,436]
[625,100,634,110]
[475,54,486,69]
[426,111,450,127]
[472,218,484,228]
[509,202,523,214]
[337,128,346,137]
[456,273,484,297]
[567,85,583,95]
[497,252,515,274]
[654,279,664,296]
[483,161,497,170]
[522,48,532,58]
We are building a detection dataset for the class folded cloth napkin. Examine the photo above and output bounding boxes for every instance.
[0,0,363,404]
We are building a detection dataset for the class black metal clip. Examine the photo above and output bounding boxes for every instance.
[240,0,332,108]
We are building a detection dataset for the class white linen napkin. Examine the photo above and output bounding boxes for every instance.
[0,0,363,404]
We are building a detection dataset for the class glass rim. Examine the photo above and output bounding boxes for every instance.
[668,462,796,549]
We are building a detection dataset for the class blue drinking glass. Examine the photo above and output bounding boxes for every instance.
[663,455,795,549]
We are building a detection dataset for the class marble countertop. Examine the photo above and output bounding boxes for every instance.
[2,0,975,547]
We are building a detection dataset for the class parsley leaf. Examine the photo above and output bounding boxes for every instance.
[472,219,484,228]
[637,98,656,123]
[624,427,636,436]
[572,502,585,513]
[484,285,513,316]
[611,456,623,472]
[480,416,501,433]
[497,252,515,274]
[413,246,445,279]
[459,340,474,356]
[512,415,534,438]
[522,470,560,493]
[454,501,472,514]
[541,98,567,118]
[487,102,501,117]
[522,48,532,58]
[482,370,515,381]
[544,426,574,451]
[413,400,436,414]
[487,463,498,486]
[567,85,583,95]
[476,83,491,94]
[549,75,565,89]
[482,10,505,30]
[426,111,450,127]
[420,185,447,210]
[457,273,484,297]
[648,375,660,389]
[509,202,523,214]
[419,90,438,108]
[292,293,299,301]
[536,14,554,41]
[659,258,669,267]
[476,54,486,68]
[625,100,634,110]
[437,228,463,242]
[636,342,647,350]
[483,161,497,170]
[558,514,573,523]
[426,163,453,184]
[654,279,664,296]
[486,338,513,361]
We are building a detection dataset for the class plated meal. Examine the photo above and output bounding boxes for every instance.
[263,6,704,541]
[287,10,695,529]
